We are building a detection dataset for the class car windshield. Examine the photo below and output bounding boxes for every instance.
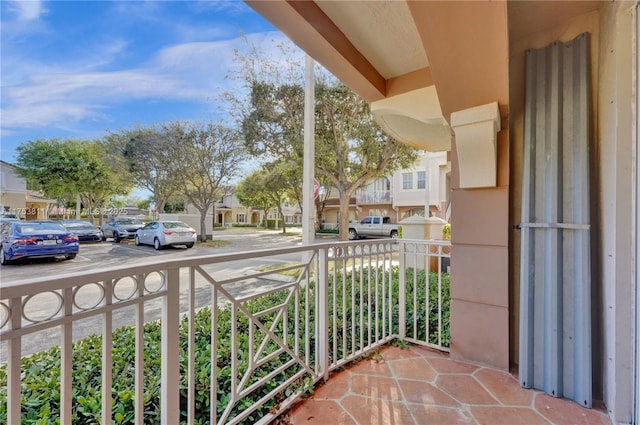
[115,218,142,225]
[17,222,65,233]
[162,222,190,229]
[64,222,95,229]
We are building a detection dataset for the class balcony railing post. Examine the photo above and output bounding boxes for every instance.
[61,287,73,425]
[102,280,113,425]
[318,248,329,381]
[7,297,22,425]
[398,240,406,340]
[161,267,180,425]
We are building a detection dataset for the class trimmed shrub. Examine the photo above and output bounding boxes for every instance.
[0,267,449,424]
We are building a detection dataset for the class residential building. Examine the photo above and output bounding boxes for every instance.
[348,151,451,223]
[392,151,450,221]
[214,190,262,227]
[0,160,53,220]
[0,161,28,216]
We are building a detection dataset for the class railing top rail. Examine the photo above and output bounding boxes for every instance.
[399,238,451,246]
[0,238,449,299]
[0,238,416,299]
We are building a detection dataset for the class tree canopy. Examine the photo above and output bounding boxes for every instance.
[105,125,180,215]
[15,138,131,221]
[164,121,247,241]
[230,52,419,239]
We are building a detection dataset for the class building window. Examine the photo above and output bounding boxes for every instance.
[417,171,426,189]
[403,208,425,219]
[236,213,246,223]
[369,209,388,217]
[402,173,413,190]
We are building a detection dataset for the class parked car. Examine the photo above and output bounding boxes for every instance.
[0,220,79,265]
[135,220,196,250]
[0,215,20,223]
[101,217,145,243]
[59,220,103,243]
[347,216,399,240]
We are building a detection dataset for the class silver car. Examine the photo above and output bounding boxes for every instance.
[135,220,196,250]
[101,217,145,243]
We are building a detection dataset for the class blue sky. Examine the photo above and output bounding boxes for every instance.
[0,0,297,164]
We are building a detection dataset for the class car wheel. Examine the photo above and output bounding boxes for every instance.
[348,229,358,240]
[0,247,11,265]
[65,253,77,260]
[390,230,398,239]
[101,233,106,242]
[113,232,120,243]
[154,238,162,250]
[186,243,194,249]
[135,235,141,246]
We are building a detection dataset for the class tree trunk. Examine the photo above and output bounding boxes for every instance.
[315,199,324,230]
[211,205,217,236]
[277,205,287,234]
[338,193,352,241]
[198,208,207,242]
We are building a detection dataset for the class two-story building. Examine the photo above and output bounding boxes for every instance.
[0,160,53,220]
[317,151,451,229]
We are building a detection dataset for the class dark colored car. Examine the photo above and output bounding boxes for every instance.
[101,217,145,243]
[59,220,103,243]
[0,220,79,265]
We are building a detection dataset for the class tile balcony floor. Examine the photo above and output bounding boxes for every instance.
[286,345,611,425]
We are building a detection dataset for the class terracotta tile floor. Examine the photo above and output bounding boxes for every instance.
[288,345,611,425]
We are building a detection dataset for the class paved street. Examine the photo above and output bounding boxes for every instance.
[0,228,338,357]
[0,228,337,283]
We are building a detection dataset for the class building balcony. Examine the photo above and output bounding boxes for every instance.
[355,190,391,205]
[0,239,608,424]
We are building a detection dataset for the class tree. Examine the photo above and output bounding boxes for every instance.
[314,81,419,239]
[236,166,291,234]
[15,139,131,223]
[314,174,334,230]
[105,126,179,215]
[229,60,419,240]
[235,169,275,227]
[165,121,246,242]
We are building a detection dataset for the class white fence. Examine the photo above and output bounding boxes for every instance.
[0,239,450,424]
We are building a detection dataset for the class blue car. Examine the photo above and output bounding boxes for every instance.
[0,220,79,265]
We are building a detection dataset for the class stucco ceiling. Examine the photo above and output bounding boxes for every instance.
[315,1,429,79]
[246,1,603,152]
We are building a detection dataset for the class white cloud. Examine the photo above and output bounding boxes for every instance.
[0,31,300,134]
[6,0,46,21]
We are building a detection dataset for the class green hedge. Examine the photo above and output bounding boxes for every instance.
[0,267,449,424]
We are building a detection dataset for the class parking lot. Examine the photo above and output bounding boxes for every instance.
[0,228,327,283]
[0,228,339,356]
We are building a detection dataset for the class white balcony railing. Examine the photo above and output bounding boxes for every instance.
[0,239,450,425]
[355,189,391,204]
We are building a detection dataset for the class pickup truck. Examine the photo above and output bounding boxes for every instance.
[348,216,399,240]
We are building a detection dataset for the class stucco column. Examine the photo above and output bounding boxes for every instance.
[449,102,509,370]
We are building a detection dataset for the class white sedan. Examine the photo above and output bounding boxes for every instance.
[135,220,197,250]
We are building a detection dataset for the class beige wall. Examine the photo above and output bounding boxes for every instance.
[449,125,510,370]
[595,2,636,421]
[0,193,26,215]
